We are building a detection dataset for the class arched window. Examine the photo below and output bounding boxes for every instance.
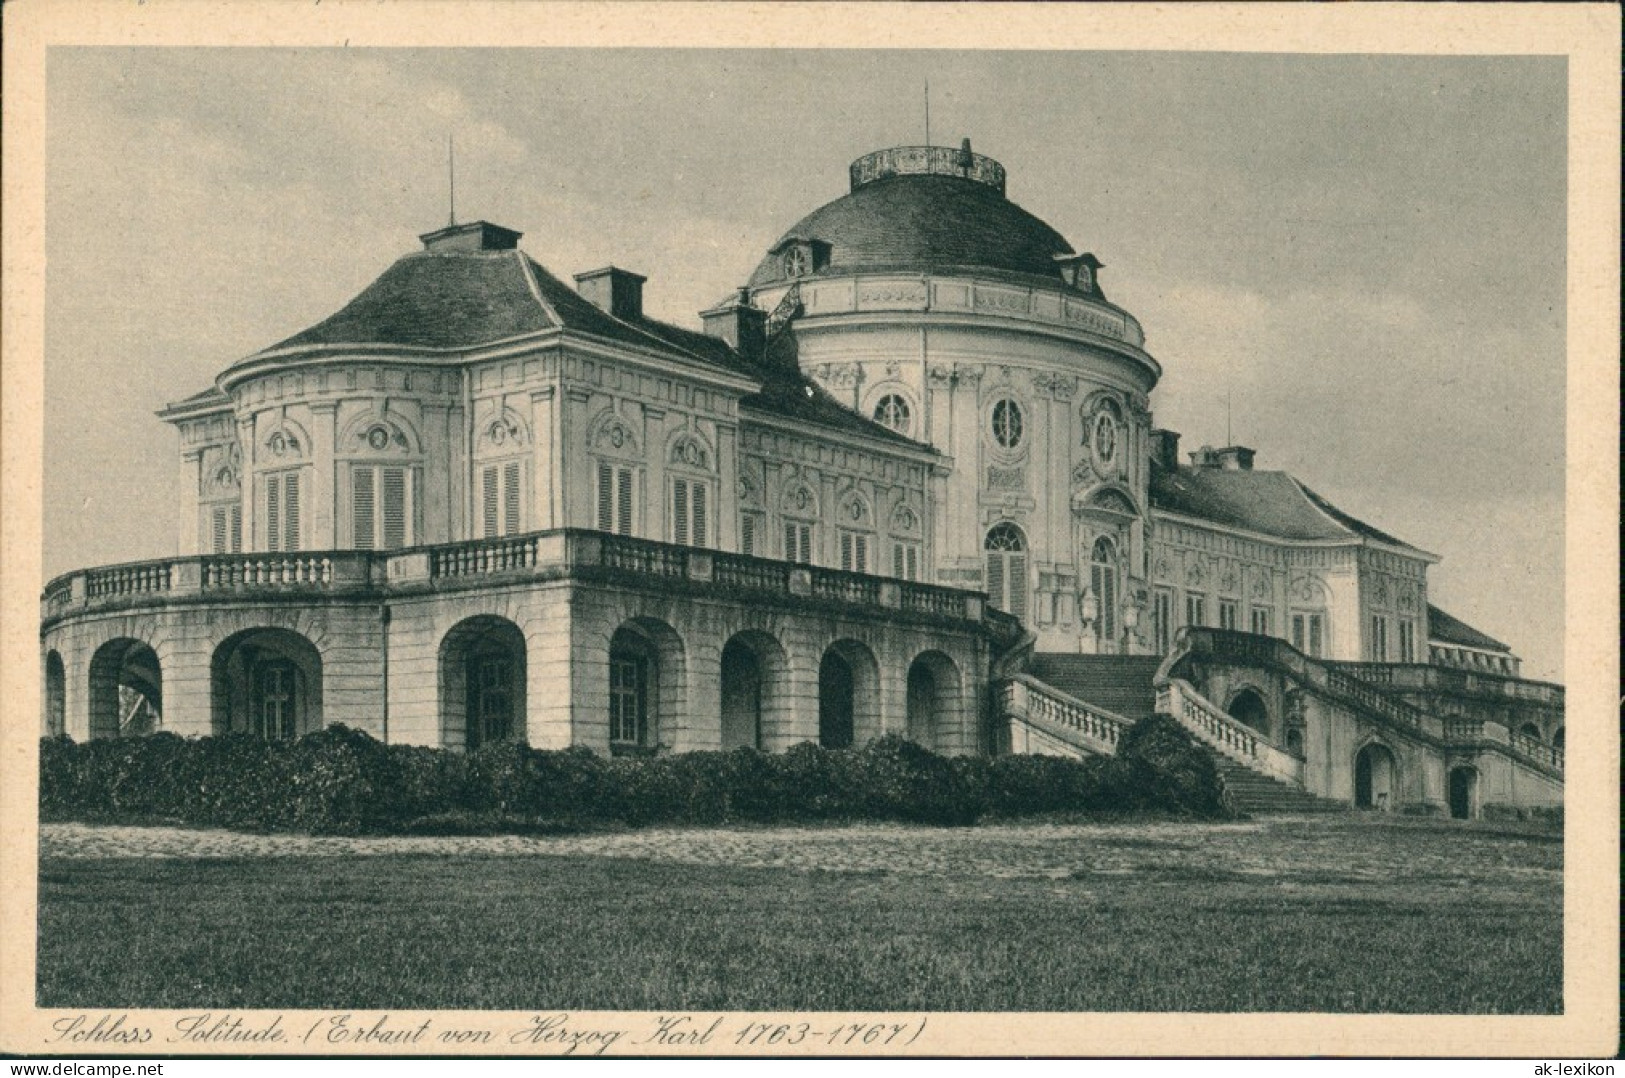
[984,522,1028,621]
[1091,537,1118,647]
[872,394,912,435]
[990,398,1024,450]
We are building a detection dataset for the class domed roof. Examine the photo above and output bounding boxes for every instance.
[748,144,1077,289]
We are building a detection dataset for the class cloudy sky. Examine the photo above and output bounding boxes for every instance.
[44,48,1567,679]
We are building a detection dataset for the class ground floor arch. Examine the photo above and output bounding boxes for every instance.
[1226,687,1271,737]
[44,650,66,737]
[439,616,527,750]
[1516,722,1542,742]
[1552,727,1564,751]
[608,617,685,754]
[88,638,161,740]
[1354,741,1397,811]
[1448,765,1478,820]
[905,650,963,753]
[210,628,323,738]
[720,630,788,750]
[818,639,881,749]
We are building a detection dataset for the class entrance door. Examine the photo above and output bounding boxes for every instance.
[1448,768,1476,820]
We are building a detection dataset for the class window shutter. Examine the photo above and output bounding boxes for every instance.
[212,506,229,554]
[907,545,918,580]
[986,551,1004,608]
[283,472,301,551]
[502,460,521,535]
[672,479,689,546]
[1008,553,1027,620]
[266,475,281,551]
[597,463,613,532]
[615,468,633,535]
[840,532,853,571]
[381,467,406,549]
[786,523,797,562]
[482,465,499,538]
[353,467,375,549]
[692,483,706,547]
[741,514,756,556]
[854,535,867,573]
[230,505,242,553]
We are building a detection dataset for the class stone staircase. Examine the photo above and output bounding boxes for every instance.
[1213,758,1345,814]
[1027,654,1164,722]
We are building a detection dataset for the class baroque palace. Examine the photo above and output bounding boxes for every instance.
[40,142,1563,818]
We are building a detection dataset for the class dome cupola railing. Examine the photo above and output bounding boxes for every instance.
[849,141,1006,195]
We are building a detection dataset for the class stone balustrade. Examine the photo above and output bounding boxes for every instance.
[997,675,1129,756]
[43,529,985,627]
[1330,660,1564,707]
[1157,677,1306,786]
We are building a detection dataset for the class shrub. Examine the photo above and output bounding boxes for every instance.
[38,714,1233,834]
[1107,713,1234,818]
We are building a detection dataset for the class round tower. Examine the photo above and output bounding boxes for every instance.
[743,142,1162,653]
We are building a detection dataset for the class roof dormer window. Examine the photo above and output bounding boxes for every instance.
[769,237,831,282]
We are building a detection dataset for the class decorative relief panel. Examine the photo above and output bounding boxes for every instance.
[986,465,1025,492]
[257,418,310,464]
[814,363,863,389]
[667,431,714,472]
[782,481,820,520]
[587,408,640,459]
[1290,573,1329,606]
[475,407,531,456]
[856,282,928,308]
[1031,371,1078,400]
[202,443,242,496]
[891,501,921,536]
[341,413,419,456]
[975,288,1031,315]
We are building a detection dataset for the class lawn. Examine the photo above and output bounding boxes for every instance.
[36,813,1561,1013]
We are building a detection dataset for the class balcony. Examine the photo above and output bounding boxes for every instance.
[42,530,986,627]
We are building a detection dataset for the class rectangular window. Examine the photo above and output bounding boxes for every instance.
[1184,592,1206,628]
[892,541,921,581]
[740,512,766,557]
[1219,599,1239,631]
[839,531,870,573]
[608,655,646,745]
[671,478,709,548]
[352,465,413,550]
[1152,588,1174,653]
[477,460,526,538]
[1250,607,1272,636]
[1371,615,1389,662]
[264,470,302,552]
[785,521,812,564]
[1292,613,1326,657]
[596,463,634,535]
[1399,620,1416,663]
[209,504,243,554]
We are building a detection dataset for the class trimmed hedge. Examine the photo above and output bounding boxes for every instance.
[39,713,1233,834]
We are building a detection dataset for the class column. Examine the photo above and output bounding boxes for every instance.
[309,402,338,549]
[177,448,204,556]
[530,386,556,529]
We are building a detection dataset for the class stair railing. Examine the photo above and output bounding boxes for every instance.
[1156,677,1306,787]
[996,675,1131,757]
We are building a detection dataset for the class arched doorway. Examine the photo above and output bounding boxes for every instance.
[720,631,786,750]
[906,651,962,753]
[88,638,162,740]
[607,618,684,754]
[1285,727,1305,757]
[44,650,66,737]
[818,640,881,749]
[210,628,323,738]
[1090,537,1119,652]
[1516,722,1542,742]
[1354,742,1397,811]
[984,522,1029,622]
[439,616,527,750]
[1448,766,1478,820]
[1226,688,1271,737]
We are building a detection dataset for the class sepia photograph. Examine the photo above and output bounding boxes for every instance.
[2,0,1618,1060]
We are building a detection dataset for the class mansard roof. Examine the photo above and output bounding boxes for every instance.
[1148,461,1427,554]
[1426,604,1512,653]
[243,247,760,383]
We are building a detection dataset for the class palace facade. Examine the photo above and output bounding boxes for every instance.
[41,142,1563,817]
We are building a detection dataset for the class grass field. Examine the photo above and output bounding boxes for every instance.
[37,812,1561,1013]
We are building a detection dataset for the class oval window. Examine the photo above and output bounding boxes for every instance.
[991,398,1024,449]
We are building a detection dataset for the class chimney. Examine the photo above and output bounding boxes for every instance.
[1150,429,1181,471]
[700,288,767,363]
[1188,445,1223,469]
[418,220,522,253]
[574,266,647,321]
[1215,446,1256,470]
